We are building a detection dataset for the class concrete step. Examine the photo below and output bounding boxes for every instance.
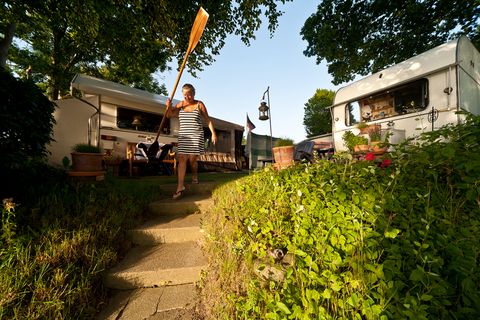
[97,284,198,320]
[149,194,213,216]
[129,214,203,245]
[105,242,207,290]
[159,181,219,197]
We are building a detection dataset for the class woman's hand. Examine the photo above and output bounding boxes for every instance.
[211,133,217,145]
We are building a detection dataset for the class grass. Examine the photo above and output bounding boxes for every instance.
[0,169,247,319]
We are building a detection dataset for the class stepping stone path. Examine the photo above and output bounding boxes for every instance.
[97,182,217,320]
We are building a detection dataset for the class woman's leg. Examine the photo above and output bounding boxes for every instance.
[176,154,188,193]
[188,154,199,183]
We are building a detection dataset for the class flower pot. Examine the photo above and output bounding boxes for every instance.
[359,124,381,135]
[272,146,295,169]
[370,142,388,155]
[353,144,369,153]
[71,152,104,172]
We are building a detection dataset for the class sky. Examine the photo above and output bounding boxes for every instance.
[158,1,339,143]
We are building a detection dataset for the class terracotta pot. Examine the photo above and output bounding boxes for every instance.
[353,144,369,153]
[370,142,388,154]
[272,146,295,169]
[71,152,104,171]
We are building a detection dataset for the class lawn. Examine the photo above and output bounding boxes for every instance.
[0,169,247,319]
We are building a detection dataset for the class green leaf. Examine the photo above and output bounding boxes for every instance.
[409,267,425,282]
[384,228,401,239]
[276,301,291,314]
[322,288,332,299]
[331,281,342,292]
[420,294,433,301]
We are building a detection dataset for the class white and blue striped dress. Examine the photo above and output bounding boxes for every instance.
[178,103,204,155]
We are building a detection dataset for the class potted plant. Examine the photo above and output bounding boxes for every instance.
[71,143,104,172]
[367,126,390,154]
[356,122,370,134]
[272,137,295,169]
[342,131,369,153]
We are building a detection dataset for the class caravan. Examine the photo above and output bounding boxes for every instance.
[49,74,244,172]
[330,36,480,151]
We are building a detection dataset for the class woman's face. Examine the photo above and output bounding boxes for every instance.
[182,88,195,103]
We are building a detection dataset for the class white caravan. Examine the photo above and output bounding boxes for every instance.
[49,74,244,169]
[330,36,480,151]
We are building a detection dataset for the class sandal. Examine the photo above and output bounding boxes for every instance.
[172,187,186,200]
[192,178,199,184]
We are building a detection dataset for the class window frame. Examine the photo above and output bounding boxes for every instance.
[116,106,169,134]
[345,78,429,127]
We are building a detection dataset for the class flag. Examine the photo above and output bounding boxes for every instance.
[246,113,256,131]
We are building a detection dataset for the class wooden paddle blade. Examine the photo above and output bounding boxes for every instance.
[187,7,209,54]
[168,7,209,101]
[153,7,209,143]
[147,141,159,158]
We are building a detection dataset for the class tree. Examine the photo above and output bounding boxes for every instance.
[300,0,480,85]
[0,68,55,167]
[1,0,293,100]
[303,88,334,137]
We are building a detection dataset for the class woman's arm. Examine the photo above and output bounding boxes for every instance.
[199,101,217,145]
[164,99,181,118]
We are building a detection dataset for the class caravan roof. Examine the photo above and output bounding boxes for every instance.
[333,36,472,105]
[70,73,244,131]
[70,73,177,107]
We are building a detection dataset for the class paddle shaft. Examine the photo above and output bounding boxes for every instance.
[154,51,190,139]
[153,7,209,141]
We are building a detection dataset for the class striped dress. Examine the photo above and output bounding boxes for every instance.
[177,103,204,155]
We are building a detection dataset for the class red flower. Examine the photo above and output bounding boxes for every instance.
[380,158,392,168]
[365,153,375,161]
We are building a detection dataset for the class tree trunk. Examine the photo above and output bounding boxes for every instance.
[0,22,17,68]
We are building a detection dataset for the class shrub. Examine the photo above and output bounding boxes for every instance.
[0,69,56,199]
[274,138,294,147]
[72,143,103,153]
[0,69,55,167]
[201,113,480,319]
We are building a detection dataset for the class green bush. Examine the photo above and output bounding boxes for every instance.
[201,113,480,319]
[0,69,56,199]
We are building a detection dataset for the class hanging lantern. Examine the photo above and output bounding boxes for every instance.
[258,101,269,121]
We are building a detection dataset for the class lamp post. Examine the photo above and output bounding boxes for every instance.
[258,86,273,156]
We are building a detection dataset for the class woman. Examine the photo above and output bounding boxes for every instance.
[165,84,217,199]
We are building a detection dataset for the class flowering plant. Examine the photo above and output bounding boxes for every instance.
[365,152,392,168]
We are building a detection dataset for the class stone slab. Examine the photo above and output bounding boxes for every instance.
[105,242,207,290]
[97,284,197,320]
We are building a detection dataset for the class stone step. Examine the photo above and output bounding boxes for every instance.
[105,242,207,290]
[159,181,219,197]
[149,195,213,216]
[129,214,203,245]
[97,284,198,320]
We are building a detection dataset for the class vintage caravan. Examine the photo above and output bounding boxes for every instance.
[331,36,480,151]
[49,74,244,171]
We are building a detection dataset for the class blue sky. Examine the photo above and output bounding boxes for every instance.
[158,2,339,143]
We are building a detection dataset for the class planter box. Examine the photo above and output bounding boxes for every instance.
[272,146,295,169]
[353,144,369,153]
[71,152,104,172]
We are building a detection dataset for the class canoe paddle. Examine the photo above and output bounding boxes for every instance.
[147,7,209,158]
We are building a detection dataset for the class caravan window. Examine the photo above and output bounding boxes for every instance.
[345,101,361,126]
[117,107,169,133]
[345,79,429,126]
